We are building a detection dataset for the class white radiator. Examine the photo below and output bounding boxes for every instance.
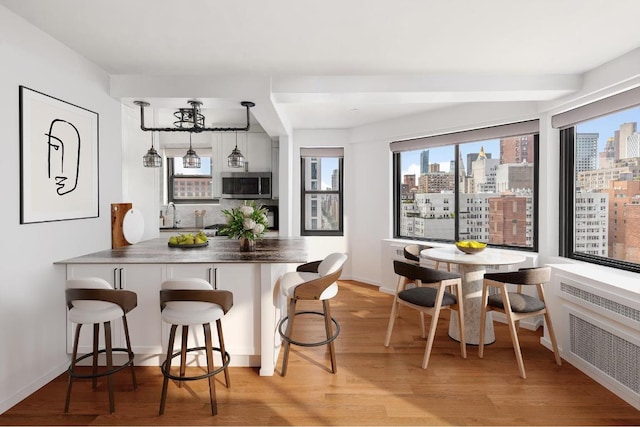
[552,268,640,410]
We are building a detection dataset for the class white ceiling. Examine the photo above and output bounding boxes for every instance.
[3,0,640,132]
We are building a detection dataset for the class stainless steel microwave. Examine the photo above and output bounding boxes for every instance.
[221,172,272,199]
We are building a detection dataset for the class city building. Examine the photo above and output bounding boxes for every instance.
[607,180,640,262]
[574,192,609,257]
[487,192,533,247]
[617,122,637,160]
[471,147,500,192]
[500,134,535,164]
[420,150,429,175]
[576,132,598,172]
[599,137,616,169]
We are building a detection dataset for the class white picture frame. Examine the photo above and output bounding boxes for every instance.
[19,86,99,223]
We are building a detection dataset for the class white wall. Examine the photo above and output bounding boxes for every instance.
[0,6,123,413]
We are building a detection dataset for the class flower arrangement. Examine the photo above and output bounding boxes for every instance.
[220,200,269,242]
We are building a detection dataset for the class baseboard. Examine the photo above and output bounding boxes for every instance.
[0,360,68,415]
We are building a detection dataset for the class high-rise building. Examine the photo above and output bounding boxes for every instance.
[599,137,616,169]
[403,174,416,188]
[617,122,637,160]
[471,147,500,192]
[331,168,339,190]
[500,134,535,164]
[420,150,429,175]
[574,191,609,257]
[608,180,640,262]
[466,151,491,177]
[576,133,598,172]
[627,132,640,158]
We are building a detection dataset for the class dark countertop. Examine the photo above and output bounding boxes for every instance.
[56,236,308,264]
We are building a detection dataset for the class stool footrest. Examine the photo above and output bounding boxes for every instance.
[161,346,230,382]
[278,310,340,347]
[68,348,135,379]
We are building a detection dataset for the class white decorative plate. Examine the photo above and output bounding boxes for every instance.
[122,208,144,244]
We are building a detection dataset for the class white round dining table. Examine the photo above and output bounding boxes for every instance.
[420,246,526,345]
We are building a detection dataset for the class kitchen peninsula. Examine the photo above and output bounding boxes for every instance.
[56,237,308,376]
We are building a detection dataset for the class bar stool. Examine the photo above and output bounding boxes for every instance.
[65,278,138,413]
[278,252,347,376]
[159,278,233,416]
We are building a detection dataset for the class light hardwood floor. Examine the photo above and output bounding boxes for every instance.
[1,280,638,426]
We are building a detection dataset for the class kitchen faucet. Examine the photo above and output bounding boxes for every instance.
[167,202,180,228]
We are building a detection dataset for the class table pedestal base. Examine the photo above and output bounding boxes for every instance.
[448,264,495,345]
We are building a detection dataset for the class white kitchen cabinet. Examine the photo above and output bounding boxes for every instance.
[164,263,261,366]
[65,264,164,355]
[247,132,272,172]
[220,131,272,173]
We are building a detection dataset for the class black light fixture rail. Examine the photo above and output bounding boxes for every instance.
[134,100,255,133]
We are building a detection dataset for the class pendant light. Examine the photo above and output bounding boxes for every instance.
[183,133,201,168]
[142,131,162,168]
[227,131,246,168]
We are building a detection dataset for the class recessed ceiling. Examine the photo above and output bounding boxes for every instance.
[2,0,640,131]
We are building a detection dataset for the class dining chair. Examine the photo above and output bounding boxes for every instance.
[478,267,562,378]
[403,244,451,271]
[278,252,347,376]
[384,260,466,369]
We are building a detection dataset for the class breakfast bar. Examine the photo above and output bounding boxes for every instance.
[56,237,308,376]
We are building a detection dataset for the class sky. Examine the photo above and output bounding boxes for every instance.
[401,105,640,177]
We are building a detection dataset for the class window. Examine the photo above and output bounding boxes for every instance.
[557,89,640,273]
[300,148,344,236]
[392,120,539,250]
[167,156,217,204]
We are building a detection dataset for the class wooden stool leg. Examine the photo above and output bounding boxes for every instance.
[104,321,115,413]
[203,323,218,416]
[281,298,297,376]
[159,324,177,416]
[92,323,99,389]
[179,325,188,388]
[122,315,137,389]
[65,323,82,413]
[323,300,337,374]
[216,319,230,387]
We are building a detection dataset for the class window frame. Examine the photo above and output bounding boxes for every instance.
[167,156,219,204]
[300,155,344,236]
[392,125,539,253]
[559,126,640,274]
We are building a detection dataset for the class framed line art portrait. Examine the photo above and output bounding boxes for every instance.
[19,86,99,224]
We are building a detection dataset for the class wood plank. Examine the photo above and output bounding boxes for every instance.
[1,280,638,426]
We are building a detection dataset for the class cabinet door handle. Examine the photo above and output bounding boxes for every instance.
[113,268,118,289]
[119,268,124,289]
[208,267,213,286]
[213,267,218,290]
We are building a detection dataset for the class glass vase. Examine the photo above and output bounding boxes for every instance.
[239,237,256,252]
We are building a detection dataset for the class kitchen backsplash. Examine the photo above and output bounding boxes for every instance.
[161,199,276,229]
